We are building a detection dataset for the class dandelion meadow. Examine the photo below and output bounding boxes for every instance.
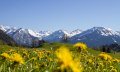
[0,43,120,72]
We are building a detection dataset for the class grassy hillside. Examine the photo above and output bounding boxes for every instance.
[0,43,120,72]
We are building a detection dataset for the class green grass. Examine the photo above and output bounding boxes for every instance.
[0,43,120,72]
[39,43,120,58]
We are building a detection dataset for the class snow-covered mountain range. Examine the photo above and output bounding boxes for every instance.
[70,27,120,47]
[0,25,120,47]
[0,25,51,47]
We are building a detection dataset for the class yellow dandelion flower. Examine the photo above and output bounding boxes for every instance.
[110,66,114,69]
[1,53,10,59]
[10,53,24,64]
[70,59,82,72]
[74,42,87,51]
[56,46,82,72]
[37,51,44,59]
[98,52,112,60]
[9,49,15,52]
[88,59,92,63]
[56,47,73,67]
[47,57,53,62]
[110,68,117,72]
[112,58,119,63]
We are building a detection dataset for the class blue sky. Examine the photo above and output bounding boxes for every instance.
[0,0,120,31]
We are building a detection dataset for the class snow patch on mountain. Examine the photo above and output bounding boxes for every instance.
[39,31,52,37]
[0,25,10,32]
[43,30,70,42]
[70,29,82,37]
[6,27,17,35]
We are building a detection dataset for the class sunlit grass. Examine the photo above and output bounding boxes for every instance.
[0,43,120,72]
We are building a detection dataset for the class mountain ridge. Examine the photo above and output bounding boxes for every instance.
[70,27,120,47]
[1,25,120,47]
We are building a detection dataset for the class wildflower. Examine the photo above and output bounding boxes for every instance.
[98,52,112,60]
[108,60,112,64]
[70,59,82,72]
[47,57,53,62]
[56,47,72,68]
[37,51,44,59]
[110,66,114,69]
[110,68,117,72]
[88,59,92,64]
[10,53,24,64]
[74,42,87,51]
[1,53,10,59]
[112,58,119,63]
[9,49,15,52]
[56,46,82,72]
[99,62,104,68]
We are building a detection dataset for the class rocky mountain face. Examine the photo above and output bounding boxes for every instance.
[0,29,16,46]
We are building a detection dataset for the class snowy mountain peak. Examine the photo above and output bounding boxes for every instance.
[6,27,17,35]
[26,29,39,37]
[0,25,10,32]
[83,27,115,36]
[90,27,112,32]
[39,31,52,36]
[14,28,40,37]
[43,29,70,42]
[54,29,69,35]
[70,29,82,36]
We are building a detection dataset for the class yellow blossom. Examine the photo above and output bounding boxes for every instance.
[110,69,117,72]
[37,51,44,59]
[74,42,87,51]
[1,53,10,59]
[56,46,82,72]
[10,53,24,64]
[112,58,119,63]
[110,66,114,69]
[88,59,92,64]
[98,52,112,60]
